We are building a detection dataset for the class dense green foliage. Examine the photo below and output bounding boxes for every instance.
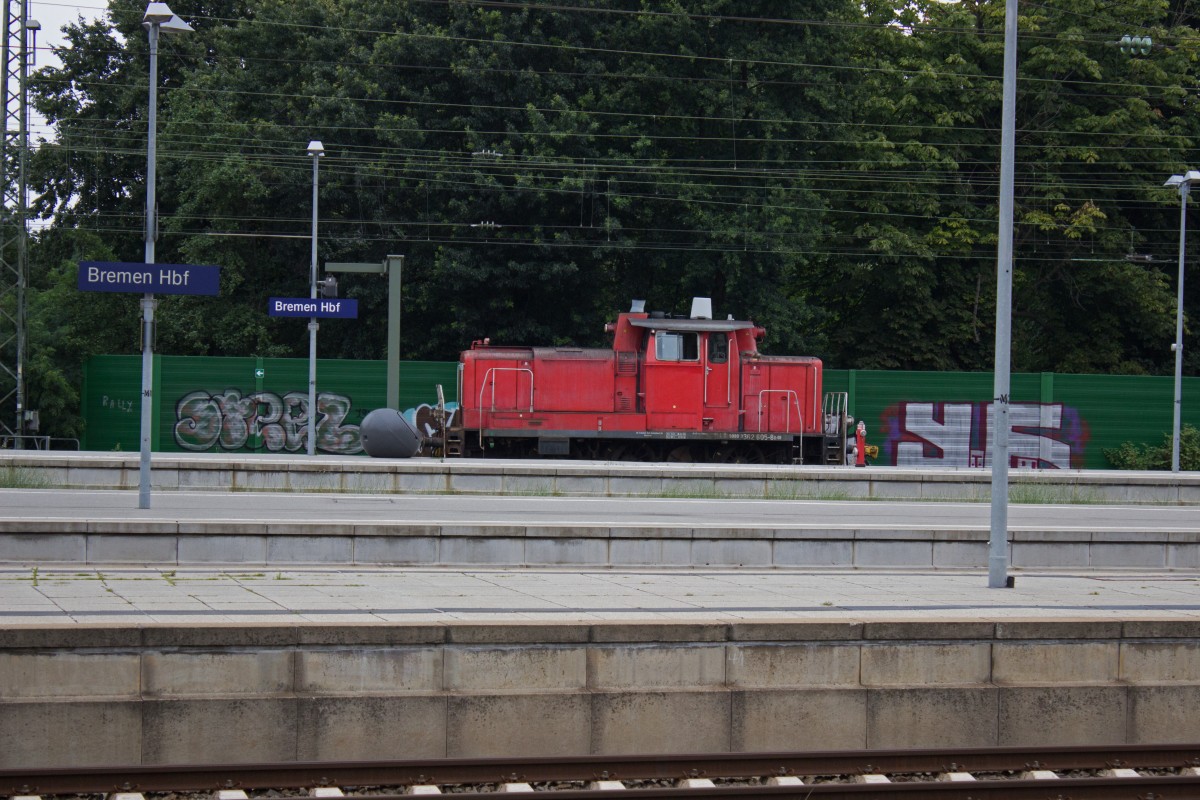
[11,0,1200,439]
[1105,423,1200,469]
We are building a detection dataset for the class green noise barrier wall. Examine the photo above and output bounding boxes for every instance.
[82,355,457,457]
[82,356,1196,469]
[824,370,1198,470]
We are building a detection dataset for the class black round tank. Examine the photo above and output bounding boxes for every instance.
[361,408,423,458]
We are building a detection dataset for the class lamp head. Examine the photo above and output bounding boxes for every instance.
[307,140,325,157]
[143,3,192,33]
[143,2,175,23]
[159,15,194,33]
[1166,171,1200,192]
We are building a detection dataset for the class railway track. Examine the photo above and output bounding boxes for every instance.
[5,745,1200,799]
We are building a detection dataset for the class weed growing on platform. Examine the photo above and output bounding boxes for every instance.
[658,482,726,499]
[764,483,856,501]
[508,483,561,497]
[0,465,50,489]
[1008,484,1101,505]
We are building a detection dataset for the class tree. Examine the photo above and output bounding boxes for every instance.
[1105,423,1200,469]
[817,0,1199,374]
[19,0,1200,441]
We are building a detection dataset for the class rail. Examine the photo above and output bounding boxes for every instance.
[5,744,1199,798]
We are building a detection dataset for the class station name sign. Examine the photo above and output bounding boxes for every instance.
[268,297,359,319]
[78,261,221,296]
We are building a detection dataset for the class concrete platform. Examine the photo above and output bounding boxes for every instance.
[4,450,1200,503]
[3,565,1198,625]
[2,566,1199,766]
[2,482,1199,569]
[2,453,1198,765]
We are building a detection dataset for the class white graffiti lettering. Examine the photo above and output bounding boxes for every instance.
[891,401,1078,469]
[895,402,975,466]
[174,389,363,454]
[101,395,135,414]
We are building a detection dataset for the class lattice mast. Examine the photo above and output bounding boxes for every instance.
[0,0,32,442]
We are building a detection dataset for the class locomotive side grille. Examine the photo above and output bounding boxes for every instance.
[616,351,637,375]
[617,396,632,411]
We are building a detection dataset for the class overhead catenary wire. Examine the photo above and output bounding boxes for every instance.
[30,1,1198,164]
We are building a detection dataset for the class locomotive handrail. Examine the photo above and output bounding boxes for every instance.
[755,389,804,434]
[823,392,849,436]
[727,334,736,405]
[478,367,535,413]
[477,367,535,450]
[703,333,734,407]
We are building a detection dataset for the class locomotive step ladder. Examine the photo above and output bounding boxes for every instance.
[444,428,465,457]
[431,384,464,457]
[822,391,850,465]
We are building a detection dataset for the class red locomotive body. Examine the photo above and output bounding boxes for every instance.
[449,300,849,464]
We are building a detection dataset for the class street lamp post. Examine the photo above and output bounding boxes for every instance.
[988,0,1019,588]
[1164,170,1197,473]
[139,2,191,509]
[306,140,324,456]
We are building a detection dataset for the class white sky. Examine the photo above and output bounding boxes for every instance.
[31,0,106,61]
[28,0,107,139]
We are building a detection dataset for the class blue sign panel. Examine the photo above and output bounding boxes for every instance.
[78,261,221,296]
[268,297,359,319]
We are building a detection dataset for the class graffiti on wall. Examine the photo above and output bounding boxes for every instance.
[407,402,459,440]
[101,395,136,414]
[174,389,363,454]
[879,401,1089,469]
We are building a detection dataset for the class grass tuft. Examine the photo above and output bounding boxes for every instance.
[0,465,51,489]
[1008,484,1102,505]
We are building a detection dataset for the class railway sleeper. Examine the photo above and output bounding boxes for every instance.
[8,749,1200,800]
[9,766,1200,800]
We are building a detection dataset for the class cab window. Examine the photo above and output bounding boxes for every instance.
[655,331,699,362]
[708,333,728,364]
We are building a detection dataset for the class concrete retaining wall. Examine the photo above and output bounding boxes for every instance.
[4,452,1200,503]
[5,523,1199,569]
[3,620,1199,766]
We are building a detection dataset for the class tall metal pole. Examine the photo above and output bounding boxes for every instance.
[307,144,321,456]
[139,20,160,509]
[386,254,403,410]
[1172,182,1187,473]
[989,0,1018,588]
[0,0,32,444]
[13,2,30,447]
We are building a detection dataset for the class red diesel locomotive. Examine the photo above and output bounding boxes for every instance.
[444,299,851,464]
